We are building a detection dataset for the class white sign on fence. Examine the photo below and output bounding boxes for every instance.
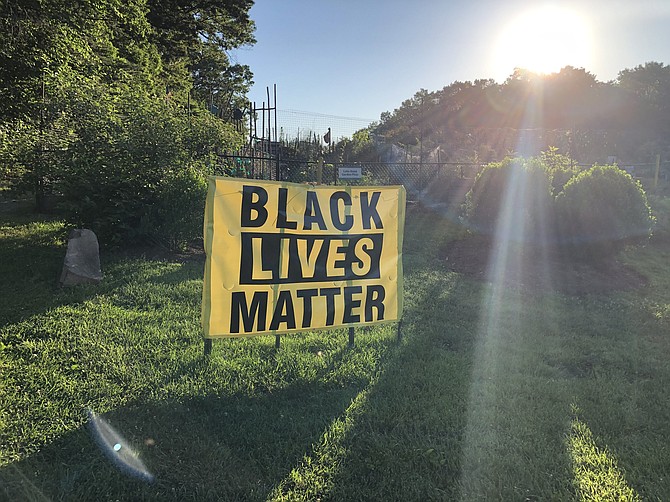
[338,166,362,179]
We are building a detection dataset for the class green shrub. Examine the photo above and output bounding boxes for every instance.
[151,165,209,251]
[464,154,655,258]
[464,157,554,243]
[540,148,581,195]
[555,164,655,247]
[59,90,242,248]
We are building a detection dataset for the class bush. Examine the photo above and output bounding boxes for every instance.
[464,155,655,258]
[540,147,581,195]
[150,165,209,251]
[555,164,655,247]
[59,90,242,249]
[464,157,554,243]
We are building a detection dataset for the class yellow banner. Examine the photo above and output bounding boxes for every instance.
[201,177,405,338]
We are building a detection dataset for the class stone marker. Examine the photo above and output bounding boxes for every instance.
[60,229,103,286]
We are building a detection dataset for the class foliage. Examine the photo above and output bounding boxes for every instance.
[151,166,209,250]
[555,164,655,248]
[464,156,554,242]
[332,127,380,163]
[0,0,254,247]
[190,41,254,118]
[58,90,241,248]
[540,146,581,195]
[364,63,670,167]
[465,154,655,256]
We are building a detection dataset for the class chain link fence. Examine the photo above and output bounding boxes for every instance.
[214,154,670,203]
[216,156,483,197]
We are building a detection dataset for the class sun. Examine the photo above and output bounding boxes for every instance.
[490,6,593,80]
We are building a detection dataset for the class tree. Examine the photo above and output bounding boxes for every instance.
[617,62,670,107]
[190,41,253,119]
[0,0,255,248]
[145,0,255,102]
[0,0,162,210]
[369,62,670,167]
[617,62,670,147]
[146,0,255,57]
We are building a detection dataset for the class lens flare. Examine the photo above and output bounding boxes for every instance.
[87,409,154,483]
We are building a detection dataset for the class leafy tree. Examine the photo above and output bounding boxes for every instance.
[146,0,255,57]
[369,62,670,167]
[145,0,255,104]
[190,40,253,118]
[0,0,162,210]
[617,62,670,109]
[0,0,255,248]
[617,62,670,153]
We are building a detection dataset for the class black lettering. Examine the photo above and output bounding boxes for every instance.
[239,233,383,284]
[343,286,362,323]
[330,191,353,231]
[277,187,298,229]
[269,290,296,331]
[240,233,281,284]
[297,288,318,328]
[241,185,268,227]
[365,285,385,322]
[361,191,383,229]
[230,291,268,333]
[303,191,327,230]
[320,287,341,326]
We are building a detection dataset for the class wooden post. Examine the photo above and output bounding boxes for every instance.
[655,154,661,189]
[204,339,212,356]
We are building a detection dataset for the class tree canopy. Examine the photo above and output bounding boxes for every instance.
[371,63,670,166]
[0,0,255,247]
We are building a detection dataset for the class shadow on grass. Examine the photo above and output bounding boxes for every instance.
[0,381,361,501]
[0,215,72,326]
[267,254,483,499]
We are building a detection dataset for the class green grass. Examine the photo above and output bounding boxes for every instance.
[1,199,670,500]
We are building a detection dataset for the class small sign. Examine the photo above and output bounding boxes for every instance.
[338,166,362,179]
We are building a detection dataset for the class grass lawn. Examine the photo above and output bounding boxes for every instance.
[1,197,670,500]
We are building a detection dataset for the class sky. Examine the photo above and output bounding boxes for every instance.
[232,0,670,139]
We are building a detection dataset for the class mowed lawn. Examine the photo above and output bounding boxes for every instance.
[1,197,670,501]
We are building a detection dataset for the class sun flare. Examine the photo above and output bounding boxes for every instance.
[491,6,593,80]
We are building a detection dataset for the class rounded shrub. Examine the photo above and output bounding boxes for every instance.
[555,164,655,247]
[464,157,554,242]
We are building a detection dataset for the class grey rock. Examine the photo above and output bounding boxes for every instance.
[60,229,103,286]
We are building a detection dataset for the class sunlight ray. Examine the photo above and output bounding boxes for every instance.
[567,408,640,500]
[460,81,559,494]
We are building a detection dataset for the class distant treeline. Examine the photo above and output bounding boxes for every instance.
[329,64,670,168]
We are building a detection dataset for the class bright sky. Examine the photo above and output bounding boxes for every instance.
[232,0,670,137]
